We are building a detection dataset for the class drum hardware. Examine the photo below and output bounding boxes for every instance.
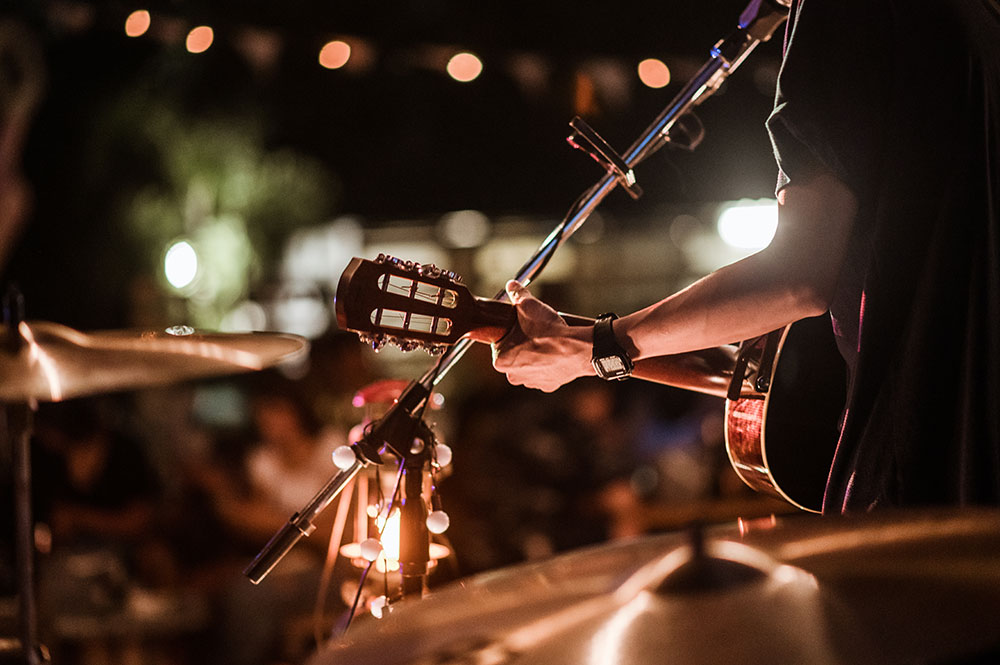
[0,285,308,665]
[308,509,1000,665]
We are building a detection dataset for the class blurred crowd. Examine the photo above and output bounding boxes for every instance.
[1,331,763,665]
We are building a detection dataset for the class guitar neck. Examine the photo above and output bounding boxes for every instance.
[472,298,735,399]
[467,298,593,343]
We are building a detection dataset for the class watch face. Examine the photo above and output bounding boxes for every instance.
[595,356,628,376]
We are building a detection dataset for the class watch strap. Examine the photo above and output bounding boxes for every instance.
[591,313,633,380]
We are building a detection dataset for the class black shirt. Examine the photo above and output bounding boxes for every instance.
[767,0,1000,511]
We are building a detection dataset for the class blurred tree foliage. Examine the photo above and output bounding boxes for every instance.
[88,83,340,327]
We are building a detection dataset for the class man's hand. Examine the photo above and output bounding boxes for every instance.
[491,281,594,392]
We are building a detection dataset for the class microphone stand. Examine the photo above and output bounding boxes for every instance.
[244,0,791,594]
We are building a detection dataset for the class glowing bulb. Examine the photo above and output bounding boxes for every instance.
[186,26,214,54]
[164,240,198,290]
[637,58,671,89]
[376,510,401,569]
[717,200,779,249]
[319,40,351,69]
[125,10,150,37]
[447,52,483,82]
[370,595,389,619]
[426,510,450,534]
[332,445,357,470]
[434,443,453,468]
[359,538,382,562]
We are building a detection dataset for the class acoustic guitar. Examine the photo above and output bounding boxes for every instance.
[335,255,845,513]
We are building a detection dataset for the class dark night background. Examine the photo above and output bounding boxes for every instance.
[2,0,783,331]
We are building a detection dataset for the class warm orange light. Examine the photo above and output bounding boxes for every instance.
[124,10,150,37]
[637,58,671,89]
[319,40,351,69]
[186,25,214,54]
[446,52,483,82]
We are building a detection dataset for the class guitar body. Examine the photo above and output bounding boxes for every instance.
[725,315,847,513]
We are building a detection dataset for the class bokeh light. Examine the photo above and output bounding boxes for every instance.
[447,52,483,82]
[186,26,214,54]
[319,40,351,69]
[637,58,671,89]
[124,10,150,38]
[717,200,779,249]
[164,240,198,289]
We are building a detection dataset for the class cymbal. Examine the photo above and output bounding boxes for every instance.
[0,321,309,402]
[309,508,1000,665]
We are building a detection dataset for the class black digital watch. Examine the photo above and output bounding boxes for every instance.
[591,313,633,380]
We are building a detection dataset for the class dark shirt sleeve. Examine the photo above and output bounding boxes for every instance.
[766,0,893,201]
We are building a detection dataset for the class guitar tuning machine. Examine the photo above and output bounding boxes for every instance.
[387,336,420,353]
[417,264,442,278]
[358,333,387,352]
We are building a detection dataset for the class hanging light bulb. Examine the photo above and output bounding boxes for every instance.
[370,595,389,619]
[358,538,382,562]
[375,509,402,572]
[426,510,450,534]
[434,443,453,468]
[332,445,358,470]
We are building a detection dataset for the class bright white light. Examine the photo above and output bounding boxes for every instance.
[717,200,779,250]
[447,52,483,82]
[164,240,198,289]
[375,510,401,572]
[437,209,490,248]
[370,595,389,619]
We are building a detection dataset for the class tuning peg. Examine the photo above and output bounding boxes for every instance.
[377,254,402,266]
[418,263,441,278]
[358,333,387,352]
[390,337,420,353]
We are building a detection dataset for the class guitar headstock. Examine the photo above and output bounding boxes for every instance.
[335,254,483,355]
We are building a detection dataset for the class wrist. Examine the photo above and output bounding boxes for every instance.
[591,313,634,380]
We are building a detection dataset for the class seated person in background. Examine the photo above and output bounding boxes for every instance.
[195,375,346,549]
[32,397,168,589]
[196,375,348,665]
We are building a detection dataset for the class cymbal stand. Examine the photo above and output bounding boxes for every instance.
[3,287,45,665]
[245,0,791,594]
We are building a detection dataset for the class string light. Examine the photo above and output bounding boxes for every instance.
[319,40,351,69]
[124,10,150,38]
[446,52,483,82]
[186,26,214,54]
[637,58,671,88]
